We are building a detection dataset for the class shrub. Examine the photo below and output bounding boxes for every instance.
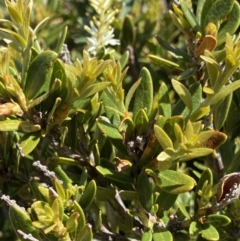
[0,0,240,240]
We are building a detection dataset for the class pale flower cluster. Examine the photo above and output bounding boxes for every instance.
[85,0,120,55]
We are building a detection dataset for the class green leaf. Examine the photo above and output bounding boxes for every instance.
[158,82,171,118]
[213,93,232,130]
[79,180,97,210]
[217,2,240,45]
[119,50,130,69]
[0,120,41,132]
[7,4,22,24]
[18,132,41,156]
[81,82,111,99]
[76,224,93,241]
[96,118,122,139]
[205,0,235,26]
[125,78,141,111]
[209,79,240,105]
[179,148,213,162]
[0,28,26,48]
[158,170,196,194]
[133,67,153,117]
[207,214,231,226]
[96,186,116,201]
[172,79,192,112]
[134,108,149,135]
[175,200,190,219]
[190,107,210,122]
[194,168,213,212]
[121,15,135,47]
[154,125,173,149]
[163,116,184,141]
[102,90,122,127]
[177,67,197,81]
[148,54,183,71]
[96,166,132,184]
[137,172,154,212]
[201,224,219,241]
[142,230,152,241]
[153,230,173,241]
[156,190,178,214]
[196,0,207,25]
[201,52,220,87]
[180,0,199,31]
[25,50,58,101]
[156,36,190,60]
[189,221,200,236]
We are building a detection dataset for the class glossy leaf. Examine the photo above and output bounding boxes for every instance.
[201,224,219,241]
[158,170,196,194]
[207,214,231,226]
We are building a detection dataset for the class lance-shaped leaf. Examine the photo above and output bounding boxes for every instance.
[209,79,240,106]
[0,120,41,132]
[79,180,97,210]
[96,166,132,184]
[158,82,171,118]
[213,93,232,130]
[134,108,149,135]
[172,79,192,113]
[125,78,141,111]
[121,15,135,47]
[133,67,153,117]
[148,54,183,71]
[180,0,199,31]
[154,125,173,149]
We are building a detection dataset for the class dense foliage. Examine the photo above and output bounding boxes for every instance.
[0,0,240,240]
